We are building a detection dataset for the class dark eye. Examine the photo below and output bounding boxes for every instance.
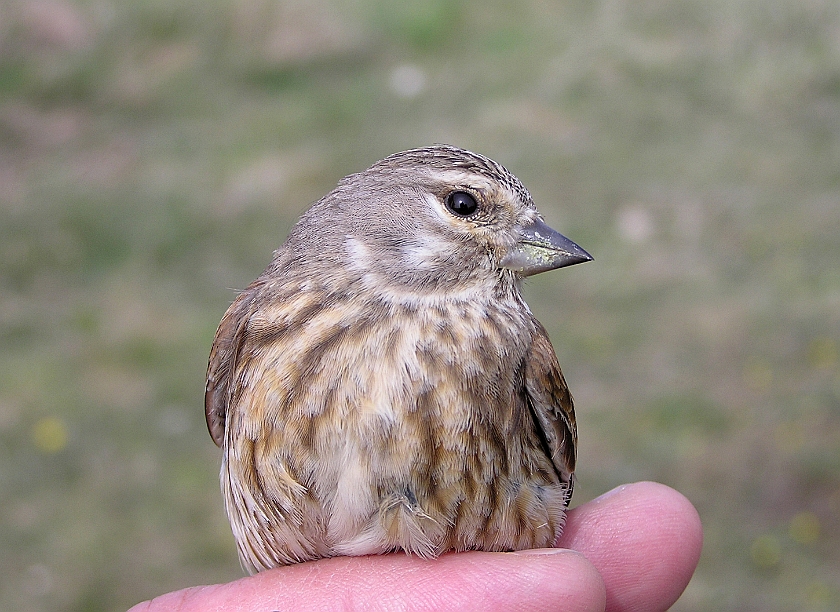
[445,191,478,217]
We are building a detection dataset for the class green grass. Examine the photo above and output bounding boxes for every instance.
[2,1,839,610]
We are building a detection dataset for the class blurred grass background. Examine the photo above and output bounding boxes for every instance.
[1,0,839,610]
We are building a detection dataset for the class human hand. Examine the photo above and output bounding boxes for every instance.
[128,481,702,612]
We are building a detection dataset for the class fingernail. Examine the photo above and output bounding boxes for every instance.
[510,547,570,556]
[591,483,631,504]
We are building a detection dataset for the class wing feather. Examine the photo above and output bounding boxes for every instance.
[205,290,258,447]
[524,321,577,490]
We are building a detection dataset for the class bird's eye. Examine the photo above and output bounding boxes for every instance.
[445,191,478,217]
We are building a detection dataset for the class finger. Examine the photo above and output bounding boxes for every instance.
[558,481,702,612]
[128,548,606,612]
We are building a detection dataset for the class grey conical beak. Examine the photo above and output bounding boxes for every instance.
[500,217,593,277]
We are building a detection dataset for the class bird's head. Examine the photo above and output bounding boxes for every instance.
[285,145,592,299]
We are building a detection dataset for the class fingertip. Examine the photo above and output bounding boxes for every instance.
[637,482,704,601]
[364,549,606,612]
[560,481,702,612]
[601,481,703,570]
[126,585,221,612]
[505,548,606,612]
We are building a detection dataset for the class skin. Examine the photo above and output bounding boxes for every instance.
[128,481,702,612]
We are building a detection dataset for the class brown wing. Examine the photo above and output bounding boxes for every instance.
[524,321,578,491]
[205,290,256,447]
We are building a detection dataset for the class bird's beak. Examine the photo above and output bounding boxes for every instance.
[500,218,593,277]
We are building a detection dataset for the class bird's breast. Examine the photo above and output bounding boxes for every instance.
[241,290,535,464]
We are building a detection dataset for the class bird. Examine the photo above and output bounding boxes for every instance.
[205,145,592,574]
